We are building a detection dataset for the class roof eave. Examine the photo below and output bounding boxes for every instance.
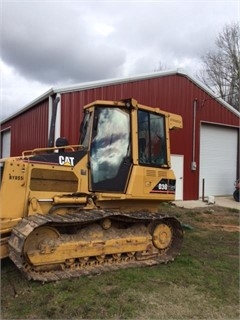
[53,69,180,94]
[1,68,239,124]
[53,69,240,117]
[177,70,240,117]
[1,88,54,124]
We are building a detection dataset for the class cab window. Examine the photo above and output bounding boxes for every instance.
[138,110,167,166]
[90,107,131,192]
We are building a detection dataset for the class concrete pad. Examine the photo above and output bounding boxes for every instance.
[173,196,240,210]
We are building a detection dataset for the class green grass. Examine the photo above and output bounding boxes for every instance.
[1,205,239,319]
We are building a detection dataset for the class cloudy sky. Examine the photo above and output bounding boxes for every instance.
[1,0,239,121]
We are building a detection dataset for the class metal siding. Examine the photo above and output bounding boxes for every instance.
[2,74,237,200]
[61,74,239,200]
[1,99,49,156]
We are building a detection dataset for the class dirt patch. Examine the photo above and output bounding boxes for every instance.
[161,204,240,234]
[201,222,240,232]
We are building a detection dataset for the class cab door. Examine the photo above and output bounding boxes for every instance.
[90,107,132,192]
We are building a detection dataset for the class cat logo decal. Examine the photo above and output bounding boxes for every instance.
[59,156,75,166]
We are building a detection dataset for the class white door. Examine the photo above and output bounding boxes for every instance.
[199,124,238,197]
[171,154,184,200]
[1,129,11,158]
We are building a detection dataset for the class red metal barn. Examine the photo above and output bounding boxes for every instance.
[1,70,239,200]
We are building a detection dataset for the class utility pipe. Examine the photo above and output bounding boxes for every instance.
[191,98,198,171]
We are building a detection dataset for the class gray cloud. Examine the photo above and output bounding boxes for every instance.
[1,1,238,121]
[2,2,126,84]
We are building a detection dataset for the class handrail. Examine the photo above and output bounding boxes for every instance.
[22,145,84,157]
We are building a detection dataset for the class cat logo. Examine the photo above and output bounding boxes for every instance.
[59,156,75,166]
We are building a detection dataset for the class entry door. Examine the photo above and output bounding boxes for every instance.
[170,154,184,200]
[1,129,11,158]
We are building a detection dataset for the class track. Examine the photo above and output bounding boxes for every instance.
[8,209,183,282]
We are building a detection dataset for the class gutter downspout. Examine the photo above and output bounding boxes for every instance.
[191,98,197,171]
[48,95,60,148]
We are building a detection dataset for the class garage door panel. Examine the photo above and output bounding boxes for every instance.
[199,125,237,197]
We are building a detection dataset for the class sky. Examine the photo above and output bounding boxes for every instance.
[1,0,239,121]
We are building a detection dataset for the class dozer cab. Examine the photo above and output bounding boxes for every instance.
[0,98,183,281]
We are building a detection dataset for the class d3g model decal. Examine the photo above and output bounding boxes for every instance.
[150,178,176,194]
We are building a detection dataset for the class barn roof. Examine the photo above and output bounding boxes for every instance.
[2,69,239,124]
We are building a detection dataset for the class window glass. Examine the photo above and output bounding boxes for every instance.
[90,108,130,183]
[138,110,167,166]
[80,112,92,148]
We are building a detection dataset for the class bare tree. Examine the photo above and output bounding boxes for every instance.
[197,22,240,111]
[154,61,170,72]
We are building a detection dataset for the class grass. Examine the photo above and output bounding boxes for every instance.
[1,204,239,319]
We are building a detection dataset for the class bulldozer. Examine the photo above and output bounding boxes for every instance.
[0,98,183,282]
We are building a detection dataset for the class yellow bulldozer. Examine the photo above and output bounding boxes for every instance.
[0,98,183,281]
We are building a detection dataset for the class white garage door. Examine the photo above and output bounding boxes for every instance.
[1,129,11,158]
[199,124,238,197]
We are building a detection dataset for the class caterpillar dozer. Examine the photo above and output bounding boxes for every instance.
[0,98,183,282]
